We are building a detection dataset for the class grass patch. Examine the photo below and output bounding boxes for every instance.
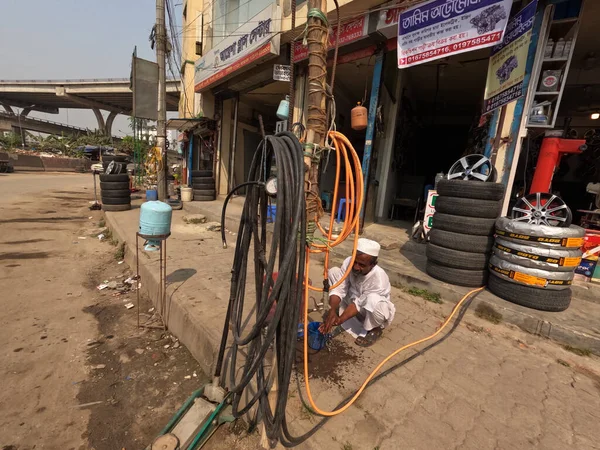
[98,218,105,227]
[115,242,125,261]
[101,228,118,246]
[390,279,406,290]
[299,403,316,422]
[341,443,353,450]
[563,345,591,357]
[407,287,442,304]
[475,303,503,324]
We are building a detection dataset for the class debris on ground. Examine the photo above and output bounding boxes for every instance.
[206,222,221,232]
[124,302,135,309]
[183,214,207,224]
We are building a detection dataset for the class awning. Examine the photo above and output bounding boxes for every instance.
[166,117,215,135]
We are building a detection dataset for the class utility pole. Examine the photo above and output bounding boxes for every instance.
[156,0,168,201]
[304,0,329,235]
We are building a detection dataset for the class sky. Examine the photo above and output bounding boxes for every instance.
[0,0,179,136]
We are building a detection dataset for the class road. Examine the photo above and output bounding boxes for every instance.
[0,173,204,450]
[0,172,94,205]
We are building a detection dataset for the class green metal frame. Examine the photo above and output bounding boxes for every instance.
[150,385,234,450]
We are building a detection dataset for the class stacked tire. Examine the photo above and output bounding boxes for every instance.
[100,173,131,212]
[487,217,584,311]
[191,170,216,201]
[102,155,129,174]
[426,180,505,287]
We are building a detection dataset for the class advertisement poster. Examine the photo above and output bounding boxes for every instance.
[483,0,537,113]
[194,4,280,92]
[397,0,513,68]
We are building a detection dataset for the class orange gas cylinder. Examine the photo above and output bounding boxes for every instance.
[351,103,368,130]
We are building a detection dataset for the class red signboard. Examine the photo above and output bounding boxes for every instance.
[293,15,368,62]
[195,43,272,92]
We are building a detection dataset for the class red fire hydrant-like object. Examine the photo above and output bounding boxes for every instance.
[529,137,587,194]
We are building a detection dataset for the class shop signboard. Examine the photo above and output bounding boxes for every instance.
[194,4,281,92]
[397,0,513,68]
[293,15,368,62]
[273,64,291,82]
[483,0,537,113]
[423,189,439,235]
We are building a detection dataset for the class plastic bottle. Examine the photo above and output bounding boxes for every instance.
[434,172,445,189]
[562,38,573,57]
[544,38,554,58]
[553,38,565,58]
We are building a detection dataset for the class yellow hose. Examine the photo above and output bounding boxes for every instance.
[302,130,484,417]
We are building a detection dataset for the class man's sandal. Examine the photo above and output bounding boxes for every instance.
[355,328,383,347]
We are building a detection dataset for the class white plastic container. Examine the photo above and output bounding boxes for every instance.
[181,186,193,202]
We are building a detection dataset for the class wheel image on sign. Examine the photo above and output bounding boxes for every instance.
[511,192,572,227]
[447,154,496,182]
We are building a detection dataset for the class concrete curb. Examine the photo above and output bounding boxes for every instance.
[104,210,221,374]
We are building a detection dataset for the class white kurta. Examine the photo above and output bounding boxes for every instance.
[329,257,396,330]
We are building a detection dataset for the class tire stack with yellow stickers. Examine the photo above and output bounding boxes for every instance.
[488,217,584,311]
[426,179,505,287]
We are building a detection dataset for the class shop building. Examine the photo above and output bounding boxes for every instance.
[177,0,599,237]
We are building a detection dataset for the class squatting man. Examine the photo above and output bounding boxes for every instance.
[320,238,395,347]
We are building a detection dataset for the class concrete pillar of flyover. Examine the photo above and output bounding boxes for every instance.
[92,108,106,134]
[104,111,118,136]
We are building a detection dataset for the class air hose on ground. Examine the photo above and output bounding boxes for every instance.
[218,131,483,446]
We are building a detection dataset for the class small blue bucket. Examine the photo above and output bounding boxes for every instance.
[308,322,327,351]
[146,189,158,201]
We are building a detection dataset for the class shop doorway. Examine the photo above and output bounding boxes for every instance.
[385,48,492,222]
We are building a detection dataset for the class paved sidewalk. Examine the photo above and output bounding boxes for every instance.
[105,198,600,449]
[183,197,600,356]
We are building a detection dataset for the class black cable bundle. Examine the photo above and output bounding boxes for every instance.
[216,132,479,447]
[217,131,307,445]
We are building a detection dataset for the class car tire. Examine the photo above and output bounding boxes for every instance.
[193,189,216,197]
[495,217,585,249]
[489,255,574,290]
[194,195,216,202]
[192,177,214,185]
[429,229,494,253]
[101,196,131,205]
[437,180,505,201]
[435,196,502,219]
[100,189,131,199]
[102,155,129,163]
[100,181,130,190]
[426,243,489,270]
[99,174,129,182]
[191,170,213,178]
[488,273,571,312]
[102,203,132,212]
[426,260,488,287]
[193,183,215,190]
[432,213,496,236]
[493,237,582,272]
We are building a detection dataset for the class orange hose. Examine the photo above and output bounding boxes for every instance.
[301,130,482,417]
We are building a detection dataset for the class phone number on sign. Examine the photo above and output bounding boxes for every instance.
[399,31,503,66]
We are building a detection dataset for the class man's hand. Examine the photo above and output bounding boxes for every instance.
[320,310,338,334]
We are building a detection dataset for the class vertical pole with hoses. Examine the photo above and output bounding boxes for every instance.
[304,0,329,237]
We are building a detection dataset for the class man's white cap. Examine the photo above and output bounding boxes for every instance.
[357,238,380,257]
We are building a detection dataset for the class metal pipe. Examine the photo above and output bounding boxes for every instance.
[359,51,384,229]
[188,134,194,186]
[214,100,223,195]
[228,94,239,193]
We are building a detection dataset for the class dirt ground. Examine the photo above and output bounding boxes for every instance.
[0,173,207,450]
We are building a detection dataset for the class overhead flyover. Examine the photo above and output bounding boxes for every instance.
[0,78,181,136]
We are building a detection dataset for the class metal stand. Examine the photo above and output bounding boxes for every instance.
[136,232,170,330]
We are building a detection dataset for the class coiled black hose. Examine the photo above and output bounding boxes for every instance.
[217,132,478,447]
[218,131,307,443]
